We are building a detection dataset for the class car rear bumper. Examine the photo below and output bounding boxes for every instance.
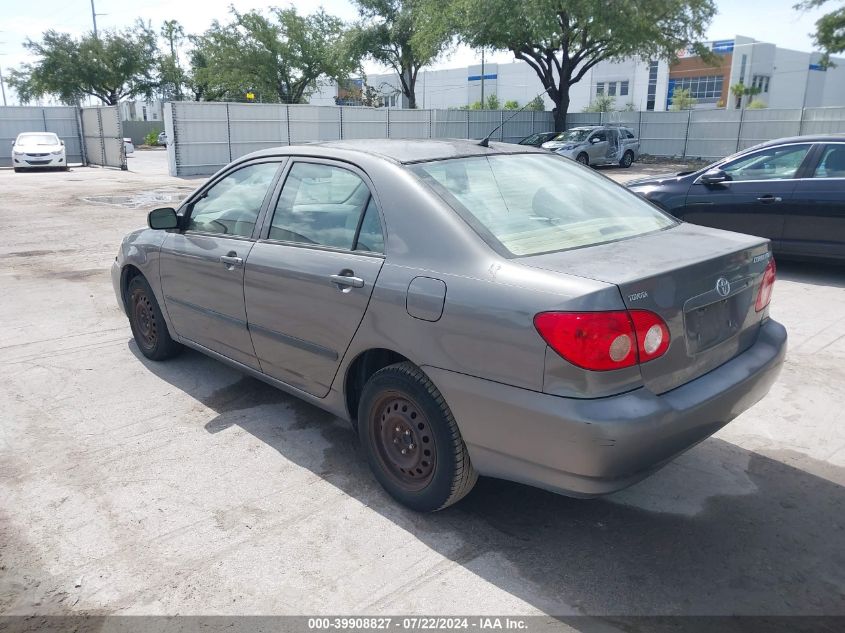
[423,318,787,497]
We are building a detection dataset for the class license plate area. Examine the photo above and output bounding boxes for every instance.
[684,288,752,354]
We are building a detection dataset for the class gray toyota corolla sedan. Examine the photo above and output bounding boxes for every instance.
[112,139,786,512]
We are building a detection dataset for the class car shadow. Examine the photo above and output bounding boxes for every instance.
[129,342,845,618]
[775,259,845,289]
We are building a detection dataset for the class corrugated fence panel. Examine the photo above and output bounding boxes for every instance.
[738,109,802,151]
[341,107,387,139]
[501,111,535,143]
[800,107,845,135]
[639,111,688,156]
[388,109,430,138]
[0,106,83,167]
[98,106,126,169]
[80,107,104,167]
[686,110,742,159]
[533,111,555,133]
[431,109,468,138]
[565,113,601,129]
[172,102,230,176]
[228,103,289,159]
[288,105,341,143]
[468,110,501,139]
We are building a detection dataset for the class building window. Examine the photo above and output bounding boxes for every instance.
[669,75,724,105]
[620,80,629,96]
[596,82,605,95]
[608,82,617,96]
[647,61,658,110]
[739,54,747,84]
[752,75,770,93]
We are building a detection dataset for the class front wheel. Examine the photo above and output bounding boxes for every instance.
[358,362,478,512]
[620,151,634,168]
[126,275,182,361]
[576,153,589,166]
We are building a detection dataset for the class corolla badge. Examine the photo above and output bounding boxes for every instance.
[715,277,731,297]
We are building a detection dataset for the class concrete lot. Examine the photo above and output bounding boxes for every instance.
[1,151,844,622]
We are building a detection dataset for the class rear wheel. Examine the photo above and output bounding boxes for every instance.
[13,168,20,173]
[358,362,477,512]
[576,153,589,166]
[620,151,634,168]
[126,275,182,361]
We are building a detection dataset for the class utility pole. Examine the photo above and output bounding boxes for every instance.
[90,0,106,39]
[480,48,485,107]
[0,66,7,106]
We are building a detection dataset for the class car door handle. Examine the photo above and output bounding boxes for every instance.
[219,254,243,267]
[757,195,782,203]
[329,274,364,288]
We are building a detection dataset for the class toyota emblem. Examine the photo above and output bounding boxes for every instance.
[715,277,731,297]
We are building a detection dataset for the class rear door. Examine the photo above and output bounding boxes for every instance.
[679,142,814,244]
[244,159,386,397]
[160,160,283,369]
[782,143,845,260]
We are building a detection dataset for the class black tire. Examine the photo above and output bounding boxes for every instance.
[576,153,589,166]
[13,168,20,173]
[358,362,478,512]
[126,275,182,361]
[620,151,634,168]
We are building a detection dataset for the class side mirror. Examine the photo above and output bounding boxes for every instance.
[148,207,178,230]
[698,169,729,185]
[61,140,65,146]
[589,137,600,144]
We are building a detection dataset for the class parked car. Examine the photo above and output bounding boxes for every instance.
[11,132,67,172]
[113,139,785,512]
[124,138,135,155]
[627,135,845,261]
[157,131,167,146]
[542,125,640,167]
[517,131,557,147]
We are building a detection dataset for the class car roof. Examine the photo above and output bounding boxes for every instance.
[243,138,546,165]
[747,134,845,149]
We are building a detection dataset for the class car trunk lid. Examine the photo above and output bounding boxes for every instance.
[520,223,773,394]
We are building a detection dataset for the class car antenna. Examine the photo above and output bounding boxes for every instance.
[478,86,552,148]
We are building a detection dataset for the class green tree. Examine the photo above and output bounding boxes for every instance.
[8,21,158,105]
[526,94,546,111]
[583,94,615,112]
[669,86,697,110]
[433,0,716,130]
[159,20,186,100]
[485,93,500,109]
[503,99,520,109]
[795,0,845,66]
[191,7,354,103]
[747,99,768,109]
[730,82,761,109]
[349,0,453,108]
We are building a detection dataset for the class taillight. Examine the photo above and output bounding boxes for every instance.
[755,258,776,312]
[534,309,670,372]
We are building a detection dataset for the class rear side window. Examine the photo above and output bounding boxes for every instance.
[269,162,383,251]
[409,154,676,257]
[811,145,845,178]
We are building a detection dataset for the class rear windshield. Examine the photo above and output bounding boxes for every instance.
[17,133,59,145]
[408,153,677,257]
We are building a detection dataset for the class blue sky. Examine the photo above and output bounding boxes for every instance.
[0,0,833,104]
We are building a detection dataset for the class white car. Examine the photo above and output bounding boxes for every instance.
[124,138,135,155]
[12,132,67,172]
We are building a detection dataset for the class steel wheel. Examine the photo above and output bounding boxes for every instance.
[576,153,589,165]
[370,391,436,491]
[130,287,158,352]
[621,151,634,168]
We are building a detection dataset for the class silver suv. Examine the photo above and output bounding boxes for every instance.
[542,125,640,167]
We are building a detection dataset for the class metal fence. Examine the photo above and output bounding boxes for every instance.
[0,106,84,168]
[81,106,126,170]
[571,106,845,159]
[164,102,556,176]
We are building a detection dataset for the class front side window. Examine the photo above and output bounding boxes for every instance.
[721,144,811,182]
[269,162,382,251]
[591,131,607,143]
[187,162,280,237]
[812,146,845,178]
[409,154,676,257]
[554,129,592,143]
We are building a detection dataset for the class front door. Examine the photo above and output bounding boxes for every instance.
[586,130,608,164]
[783,143,845,259]
[160,160,283,369]
[679,143,814,243]
[244,160,386,397]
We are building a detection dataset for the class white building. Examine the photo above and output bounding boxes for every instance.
[311,35,845,112]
